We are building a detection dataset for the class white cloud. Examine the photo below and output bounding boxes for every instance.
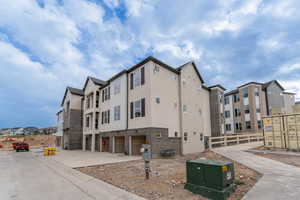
[280,80,300,100]
[278,62,300,74]
[261,0,298,18]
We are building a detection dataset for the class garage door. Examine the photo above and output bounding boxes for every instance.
[102,137,110,152]
[115,136,125,153]
[132,136,146,155]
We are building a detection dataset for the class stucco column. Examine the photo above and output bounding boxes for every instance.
[112,136,115,153]
[91,134,95,152]
[99,137,102,152]
[82,135,86,151]
[128,136,132,155]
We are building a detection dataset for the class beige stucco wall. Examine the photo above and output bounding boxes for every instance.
[180,63,211,154]
[128,61,152,129]
[83,79,100,135]
[149,62,180,137]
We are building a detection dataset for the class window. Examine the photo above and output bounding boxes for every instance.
[86,95,90,109]
[224,97,229,105]
[101,110,110,124]
[114,106,120,121]
[156,97,160,104]
[246,121,251,129]
[102,87,110,102]
[95,112,99,129]
[184,132,188,141]
[225,124,231,131]
[183,105,187,112]
[258,120,263,129]
[86,116,89,127]
[174,132,178,137]
[234,94,240,102]
[234,108,241,117]
[245,106,250,114]
[134,100,141,117]
[114,80,121,95]
[243,88,248,98]
[131,67,145,89]
[219,95,223,103]
[96,91,99,108]
[235,122,242,131]
[225,111,231,118]
[255,88,259,96]
[153,65,160,73]
[130,98,145,119]
[200,133,203,141]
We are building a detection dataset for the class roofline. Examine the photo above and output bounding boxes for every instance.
[283,91,296,95]
[225,89,238,96]
[61,87,83,107]
[238,82,263,89]
[100,70,127,89]
[83,76,106,91]
[208,84,226,91]
[177,61,205,84]
[127,56,179,74]
[56,110,63,115]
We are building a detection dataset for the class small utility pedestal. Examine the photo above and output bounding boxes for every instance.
[185,159,235,200]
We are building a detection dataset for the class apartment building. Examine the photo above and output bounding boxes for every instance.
[59,56,214,157]
[60,87,84,149]
[224,80,296,134]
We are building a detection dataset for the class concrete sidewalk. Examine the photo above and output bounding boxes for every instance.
[38,155,145,200]
[213,142,300,200]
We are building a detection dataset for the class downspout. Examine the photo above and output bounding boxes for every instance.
[178,71,183,155]
[126,72,129,130]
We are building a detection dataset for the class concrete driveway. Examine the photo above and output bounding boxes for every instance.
[0,150,144,200]
[213,142,300,200]
[37,149,141,168]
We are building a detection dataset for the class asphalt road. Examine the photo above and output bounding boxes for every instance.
[0,150,94,200]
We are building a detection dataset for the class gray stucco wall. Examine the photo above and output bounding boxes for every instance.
[266,82,284,114]
[63,109,83,150]
[209,89,223,137]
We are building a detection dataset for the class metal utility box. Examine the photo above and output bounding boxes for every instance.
[185,159,235,200]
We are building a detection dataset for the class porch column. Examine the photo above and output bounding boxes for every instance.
[112,136,115,153]
[82,135,86,151]
[128,136,132,155]
[99,137,102,152]
[91,134,95,152]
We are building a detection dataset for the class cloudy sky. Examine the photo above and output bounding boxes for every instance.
[0,0,300,128]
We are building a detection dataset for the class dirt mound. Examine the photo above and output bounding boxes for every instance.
[0,135,56,149]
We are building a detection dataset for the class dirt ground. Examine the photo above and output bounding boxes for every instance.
[0,135,56,149]
[77,151,261,200]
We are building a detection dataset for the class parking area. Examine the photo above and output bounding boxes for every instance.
[39,149,141,168]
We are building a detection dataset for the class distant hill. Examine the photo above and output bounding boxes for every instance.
[0,126,57,136]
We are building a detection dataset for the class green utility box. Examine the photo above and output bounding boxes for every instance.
[184,159,235,200]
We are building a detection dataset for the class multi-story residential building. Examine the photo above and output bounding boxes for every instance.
[208,85,226,136]
[224,80,296,134]
[60,87,84,149]
[60,56,213,157]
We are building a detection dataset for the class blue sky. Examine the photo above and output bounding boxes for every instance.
[1,0,300,128]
